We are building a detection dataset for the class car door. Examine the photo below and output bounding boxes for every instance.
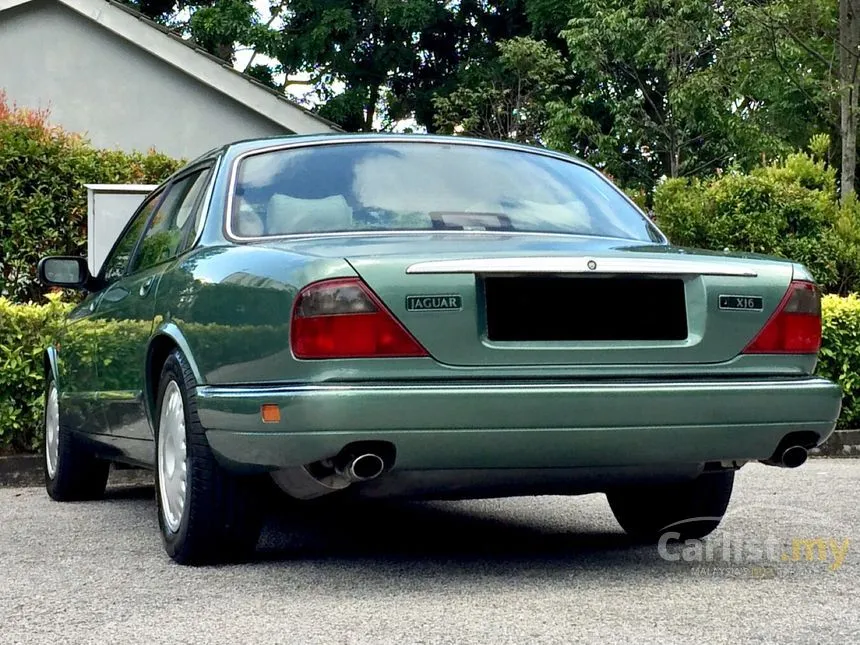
[56,290,110,438]
[94,166,213,443]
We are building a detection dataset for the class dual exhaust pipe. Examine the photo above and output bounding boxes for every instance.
[336,452,386,482]
[270,443,393,500]
[344,446,812,476]
[761,444,809,469]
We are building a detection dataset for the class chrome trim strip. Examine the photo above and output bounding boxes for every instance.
[97,390,141,401]
[221,135,670,244]
[405,257,759,277]
[217,229,653,244]
[196,377,833,397]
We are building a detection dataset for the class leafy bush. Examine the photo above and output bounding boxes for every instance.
[0,294,290,452]
[653,152,860,295]
[0,294,70,452]
[0,92,182,303]
[818,294,860,429]
[2,293,859,453]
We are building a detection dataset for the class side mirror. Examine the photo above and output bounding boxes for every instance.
[37,256,92,289]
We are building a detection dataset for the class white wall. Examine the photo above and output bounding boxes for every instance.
[85,185,155,275]
[0,0,289,159]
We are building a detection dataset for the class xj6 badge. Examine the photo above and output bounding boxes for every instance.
[406,294,463,312]
[719,294,764,311]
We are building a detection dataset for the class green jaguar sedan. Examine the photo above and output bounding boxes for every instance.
[37,134,842,565]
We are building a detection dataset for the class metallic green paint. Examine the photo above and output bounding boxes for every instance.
[55,293,110,437]
[140,232,818,386]
[43,134,843,492]
[93,264,167,441]
[196,377,840,471]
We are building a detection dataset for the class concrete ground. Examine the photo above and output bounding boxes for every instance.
[0,460,857,644]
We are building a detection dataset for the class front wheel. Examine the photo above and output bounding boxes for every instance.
[44,376,110,501]
[154,350,264,565]
[606,470,735,542]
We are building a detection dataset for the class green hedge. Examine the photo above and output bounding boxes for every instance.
[0,93,182,303]
[820,294,860,428]
[1,294,858,453]
[653,152,860,296]
[0,295,291,452]
[0,294,68,452]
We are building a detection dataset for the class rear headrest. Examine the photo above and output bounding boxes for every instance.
[233,198,265,236]
[266,194,353,234]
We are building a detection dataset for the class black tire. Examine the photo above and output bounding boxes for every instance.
[44,374,110,502]
[154,349,264,565]
[606,470,735,542]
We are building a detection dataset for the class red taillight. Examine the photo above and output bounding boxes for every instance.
[742,281,822,354]
[290,278,429,359]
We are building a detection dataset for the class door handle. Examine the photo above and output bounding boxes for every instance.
[139,277,154,298]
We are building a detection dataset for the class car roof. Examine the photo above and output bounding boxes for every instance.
[161,134,595,190]
[220,132,590,167]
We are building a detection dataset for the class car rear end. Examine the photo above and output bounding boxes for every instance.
[193,137,842,499]
[195,248,840,492]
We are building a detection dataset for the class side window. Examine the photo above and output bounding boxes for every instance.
[176,169,211,235]
[100,191,163,283]
[130,168,210,274]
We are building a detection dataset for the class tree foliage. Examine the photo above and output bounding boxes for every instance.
[114,0,860,195]
[273,0,532,132]
[653,145,860,295]
[537,1,772,189]
[432,37,565,144]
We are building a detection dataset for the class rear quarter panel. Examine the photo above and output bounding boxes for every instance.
[155,245,355,385]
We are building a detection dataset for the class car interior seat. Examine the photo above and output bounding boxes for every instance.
[233,196,266,236]
[265,193,354,234]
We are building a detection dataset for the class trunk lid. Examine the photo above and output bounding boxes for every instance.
[261,233,796,367]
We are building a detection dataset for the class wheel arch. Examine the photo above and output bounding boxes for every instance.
[144,323,204,430]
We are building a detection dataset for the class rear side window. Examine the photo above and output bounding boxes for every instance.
[229,142,663,243]
[131,168,211,273]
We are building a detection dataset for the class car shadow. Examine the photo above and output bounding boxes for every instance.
[254,497,661,572]
[102,483,669,574]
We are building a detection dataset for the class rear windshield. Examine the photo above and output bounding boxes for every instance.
[229,141,663,242]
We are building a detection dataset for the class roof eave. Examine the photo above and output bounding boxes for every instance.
[0,0,343,134]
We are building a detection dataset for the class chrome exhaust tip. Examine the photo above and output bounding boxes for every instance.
[342,453,386,482]
[780,445,808,469]
[760,444,809,468]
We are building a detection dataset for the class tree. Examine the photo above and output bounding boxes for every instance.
[728,0,860,202]
[273,0,433,131]
[840,0,860,199]
[432,37,565,143]
[272,1,534,132]
[540,0,772,190]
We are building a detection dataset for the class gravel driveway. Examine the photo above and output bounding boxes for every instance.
[1,460,857,644]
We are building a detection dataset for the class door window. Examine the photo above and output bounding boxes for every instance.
[100,190,164,284]
[130,168,211,274]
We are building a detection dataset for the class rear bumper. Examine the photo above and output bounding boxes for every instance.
[195,377,842,472]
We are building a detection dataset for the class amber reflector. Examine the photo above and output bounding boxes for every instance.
[261,405,281,423]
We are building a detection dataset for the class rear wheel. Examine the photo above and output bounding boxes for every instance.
[44,375,110,501]
[606,470,735,541]
[155,349,264,565]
